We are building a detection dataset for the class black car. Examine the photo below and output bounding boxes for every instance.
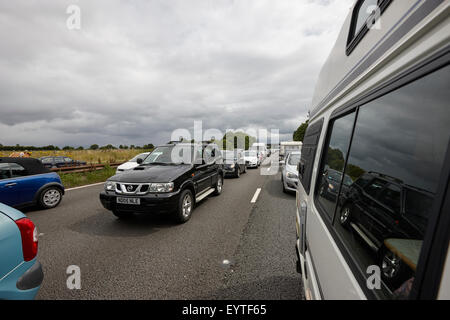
[99,142,224,223]
[338,171,432,287]
[39,156,87,169]
[319,168,353,201]
[223,149,247,178]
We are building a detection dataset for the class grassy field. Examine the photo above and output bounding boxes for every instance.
[0,149,153,188]
[0,149,152,164]
[59,165,117,189]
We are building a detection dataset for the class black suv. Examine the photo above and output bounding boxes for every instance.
[338,171,432,287]
[99,142,224,223]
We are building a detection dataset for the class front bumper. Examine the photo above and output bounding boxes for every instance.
[99,190,181,214]
[0,260,43,300]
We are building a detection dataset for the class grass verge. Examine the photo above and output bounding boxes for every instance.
[59,165,117,189]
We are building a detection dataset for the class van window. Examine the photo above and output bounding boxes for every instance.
[333,65,450,299]
[299,119,324,194]
[352,0,378,40]
[316,112,355,220]
[347,0,392,55]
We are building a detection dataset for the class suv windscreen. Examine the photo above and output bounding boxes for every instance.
[142,145,201,165]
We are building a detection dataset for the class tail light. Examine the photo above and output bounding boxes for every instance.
[15,218,38,262]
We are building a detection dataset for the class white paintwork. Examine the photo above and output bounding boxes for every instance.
[251,188,262,203]
[296,0,450,300]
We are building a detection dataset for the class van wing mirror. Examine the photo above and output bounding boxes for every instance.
[137,158,144,164]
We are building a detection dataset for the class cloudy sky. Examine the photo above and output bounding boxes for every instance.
[0,0,353,148]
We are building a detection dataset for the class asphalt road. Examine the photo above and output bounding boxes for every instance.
[26,155,303,300]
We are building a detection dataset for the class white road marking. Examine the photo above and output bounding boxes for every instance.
[251,188,262,203]
[66,182,105,191]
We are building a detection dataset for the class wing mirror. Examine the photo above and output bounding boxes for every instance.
[137,158,144,165]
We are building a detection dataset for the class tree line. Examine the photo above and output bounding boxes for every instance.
[0,143,155,151]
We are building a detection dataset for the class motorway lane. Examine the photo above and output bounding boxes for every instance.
[25,156,302,299]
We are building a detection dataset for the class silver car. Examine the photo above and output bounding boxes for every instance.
[281,151,301,193]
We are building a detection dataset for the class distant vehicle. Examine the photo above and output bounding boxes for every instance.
[279,142,302,162]
[318,168,353,201]
[251,143,268,159]
[0,157,65,209]
[295,0,450,300]
[100,142,224,223]
[116,152,151,174]
[243,150,260,168]
[39,156,87,169]
[281,151,301,193]
[223,150,247,178]
[0,203,43,299]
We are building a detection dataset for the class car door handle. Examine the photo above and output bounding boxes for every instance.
[5,183,17,187]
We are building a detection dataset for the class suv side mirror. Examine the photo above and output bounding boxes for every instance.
[137,158,143,165]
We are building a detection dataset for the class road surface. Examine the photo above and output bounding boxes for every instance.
[25,155,303,300]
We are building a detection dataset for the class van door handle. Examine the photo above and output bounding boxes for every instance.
[5,183,17,187]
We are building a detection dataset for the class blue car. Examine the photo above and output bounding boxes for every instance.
[0,157,65,209]
[0,202,43,299]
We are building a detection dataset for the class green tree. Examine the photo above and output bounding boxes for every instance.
[245,136,250,150]
[90,144,99,150]
[293,120,309,142]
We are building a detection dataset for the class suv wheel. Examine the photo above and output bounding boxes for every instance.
[174,189,194,223]
[39,187,63,209]
[379,247,409,289]
[235,166,240,178]
[340,205,351,227]
[214,175,223,195]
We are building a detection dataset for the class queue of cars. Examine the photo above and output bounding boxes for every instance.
[101,142,265,222]
[0,142,271,299]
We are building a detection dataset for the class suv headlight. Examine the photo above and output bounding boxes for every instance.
[287,172,298,179]
[105,181,116,191]
[149,182,174,193]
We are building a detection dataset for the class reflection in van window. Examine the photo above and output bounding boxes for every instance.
[335,66,450,299]
[316,112,356,220]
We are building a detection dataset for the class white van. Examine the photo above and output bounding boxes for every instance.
[295,0,449,300]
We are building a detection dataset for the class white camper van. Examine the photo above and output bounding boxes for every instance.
[295,0,450,300]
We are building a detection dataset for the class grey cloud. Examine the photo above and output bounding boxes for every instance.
[0,0,353,147]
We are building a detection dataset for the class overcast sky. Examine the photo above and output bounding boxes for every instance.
[0,0,353,147]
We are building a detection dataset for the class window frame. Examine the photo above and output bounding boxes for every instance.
[313,49,450,299]
[346,0,393,56]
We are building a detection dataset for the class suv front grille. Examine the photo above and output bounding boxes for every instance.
[115,183,149,195]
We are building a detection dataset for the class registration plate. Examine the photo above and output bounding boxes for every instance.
[116,197,141,205]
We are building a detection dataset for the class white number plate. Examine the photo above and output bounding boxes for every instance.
[116,197,141,205]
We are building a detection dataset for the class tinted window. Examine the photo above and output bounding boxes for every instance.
[0,163,11,180]
[353,0,378,39]
[316,112,356,220]
[0,163,27,179]
[41,157,53,164]
[334,66,450,299]
[64,157,72,162]
[10,163,27,178]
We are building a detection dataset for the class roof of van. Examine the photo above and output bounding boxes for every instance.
[280,141,303,146]
[309,1,438,119]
